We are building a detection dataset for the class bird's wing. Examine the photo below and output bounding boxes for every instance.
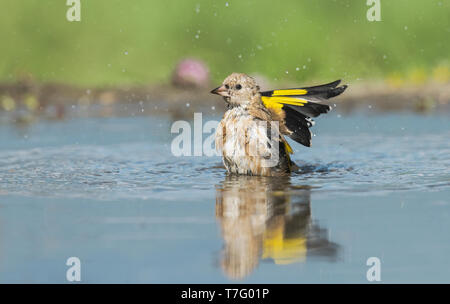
[261,80,347,147]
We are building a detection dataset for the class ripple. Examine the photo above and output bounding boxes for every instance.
[0,115,449,200]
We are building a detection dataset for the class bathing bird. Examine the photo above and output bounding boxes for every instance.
[211,73,347,176]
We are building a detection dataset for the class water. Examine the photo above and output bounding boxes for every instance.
[0,112,449,283]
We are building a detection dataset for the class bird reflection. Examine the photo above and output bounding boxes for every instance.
[215,175,339,280]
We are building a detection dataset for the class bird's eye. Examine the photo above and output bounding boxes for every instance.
[225,84,229,89]
[236,84,242,90]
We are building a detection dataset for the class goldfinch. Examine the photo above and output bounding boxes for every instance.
[211,73,347,176]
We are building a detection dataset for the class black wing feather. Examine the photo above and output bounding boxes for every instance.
[261,79,347,101]
[290,102,332,118]
[261,80,348,147]
[283,105,312,147]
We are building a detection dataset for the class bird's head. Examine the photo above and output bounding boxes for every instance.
[210,73,260,107]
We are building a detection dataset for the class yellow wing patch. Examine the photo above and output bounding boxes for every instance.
[272,89,308,96]
[261,96,308,108]
[284,140,293,154]
[261,96,297,155]
[262,224,307,264]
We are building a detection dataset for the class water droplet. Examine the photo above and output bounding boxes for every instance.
[225,2,229,7]
[296,67,300,71]
[186,103,190,107]
[124,51,128,55]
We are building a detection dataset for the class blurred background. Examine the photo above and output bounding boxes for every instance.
[1,0,449,85]
[1,0,450,284]
[0,0,449,118]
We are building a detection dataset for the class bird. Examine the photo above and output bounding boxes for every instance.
[211,73,347,176]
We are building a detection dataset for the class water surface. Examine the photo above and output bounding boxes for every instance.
[0,111,449,283]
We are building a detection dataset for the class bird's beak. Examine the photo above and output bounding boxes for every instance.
[210,85,229,97]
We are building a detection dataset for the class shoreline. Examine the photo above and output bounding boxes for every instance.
[1,81,449,121]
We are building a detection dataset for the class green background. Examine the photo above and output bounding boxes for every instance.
[1,0,449,86]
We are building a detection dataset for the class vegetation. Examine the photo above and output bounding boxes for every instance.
[0,0,449,86]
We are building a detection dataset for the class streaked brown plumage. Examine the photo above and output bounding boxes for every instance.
[211,73,347,176]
